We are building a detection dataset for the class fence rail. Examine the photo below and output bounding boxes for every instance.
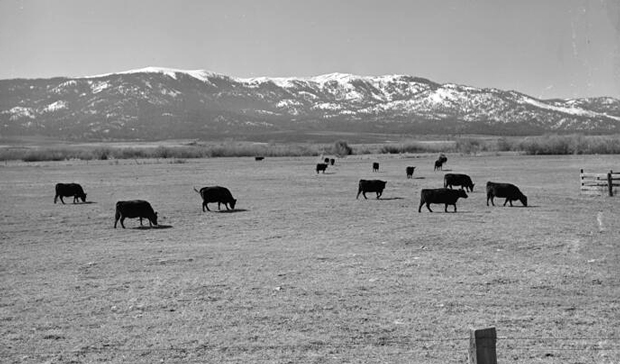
[580,169,619,196]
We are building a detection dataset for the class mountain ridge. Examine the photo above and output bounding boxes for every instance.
[1,67,619,141]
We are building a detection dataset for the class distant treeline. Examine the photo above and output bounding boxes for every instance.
[1,134,619,162]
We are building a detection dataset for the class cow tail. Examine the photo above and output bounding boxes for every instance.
[193,187,201,194]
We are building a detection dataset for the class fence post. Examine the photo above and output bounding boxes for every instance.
[469,327,497,364]
[609,171,613,197]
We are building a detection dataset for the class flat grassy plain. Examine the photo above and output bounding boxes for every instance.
[1,153,619,364]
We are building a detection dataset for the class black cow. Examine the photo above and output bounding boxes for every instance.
[406,166,416,178]
[418,188,468,213]
[194,186,237,211]
[316,163,328,174]
[324,157,330,164]
[444,173,475,192]
[372,162,380,172]
[54,183,87,204]
[357,179,387,199]
[434,154,448,171]
[329,158,335,166]
[114,200,158,228]
[486,182,527,207]
[255,156,264,161]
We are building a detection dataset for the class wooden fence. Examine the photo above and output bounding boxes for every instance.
[580,169,620,196]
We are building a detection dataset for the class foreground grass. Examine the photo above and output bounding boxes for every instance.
[1,154,619,363]
[1,134,619,162]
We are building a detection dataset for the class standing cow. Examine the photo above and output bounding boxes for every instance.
[357,179,387,199]
[444,173,475,192]
[486,182,527,207]
[114,200,158,228]
[434,154,448,171]
[372,162,380,172]
[194,186,237,211]
[54,183,87,204]
[418,188,468,213]
[316,163,328,174]
[406,166,416,178]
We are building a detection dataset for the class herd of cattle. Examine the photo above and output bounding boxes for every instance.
[351,154,528,213]
[53,154,528,228]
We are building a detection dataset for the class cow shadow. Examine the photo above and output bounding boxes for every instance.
[216,209,248,214]
[133,224,173,230]
[81,201,97,204]
[378,197,405,201]
[317,172,336,175]
[412,177,425,180]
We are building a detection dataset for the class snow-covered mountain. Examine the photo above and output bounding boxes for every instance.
[1,66,619,140]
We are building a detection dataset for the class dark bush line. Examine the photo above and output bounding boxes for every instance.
[1,134,618,162]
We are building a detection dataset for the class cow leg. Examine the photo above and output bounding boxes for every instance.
[59,196,65,204]
[418,201,424,212]
[508,200,513,207]
[204,203,211,211]
[114,212,120,228]
[376,191,382,199]
[362,192,368,199]
[453,204,457,212]
[120,217,126,229]
[445,204,449,213]
[54,195,58,204]
[218,202,222,210]
[426,203,433,212]
[139,217,143,226]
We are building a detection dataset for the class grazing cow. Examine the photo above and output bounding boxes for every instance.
[418,188,468,213]
[329,158,335,166]
[372,162,380,172]
[444,173,475,192]
[114,200,158,228]
[194,186,237,211]
[434,154,448,171]
[255,156,264,161]
[406,166,416,179]
[316,163,328,174]
[486,182,527,207]
[357,179,387,199]
[54,183,87,204]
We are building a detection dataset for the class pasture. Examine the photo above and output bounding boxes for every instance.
[1,154,619,364]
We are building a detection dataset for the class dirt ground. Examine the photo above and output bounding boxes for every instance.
[1,153,619,363]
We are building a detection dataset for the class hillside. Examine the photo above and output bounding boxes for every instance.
[1,67,619,141]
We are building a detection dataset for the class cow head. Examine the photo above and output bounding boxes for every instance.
[151,212,159,226]
[520,195,528,207]
[79,193,87,202]
[229,199,237,210]
[458,190,468,198]
[470,183,475,192]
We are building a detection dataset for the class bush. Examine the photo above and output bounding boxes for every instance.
[332,140,352,157]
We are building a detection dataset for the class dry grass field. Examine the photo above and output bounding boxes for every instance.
[1,153,619,364]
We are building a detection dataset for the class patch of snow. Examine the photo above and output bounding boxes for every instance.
[83,66,223,85]
[7,106,35,120]
[522,97,620,121]
[313,103,342,111]
[276,99,303,108]
[43,101,67,112]
[90,81,110,94]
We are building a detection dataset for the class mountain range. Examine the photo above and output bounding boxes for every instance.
[1,66,619,141]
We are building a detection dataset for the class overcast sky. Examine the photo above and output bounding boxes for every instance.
[1,0,619,99]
